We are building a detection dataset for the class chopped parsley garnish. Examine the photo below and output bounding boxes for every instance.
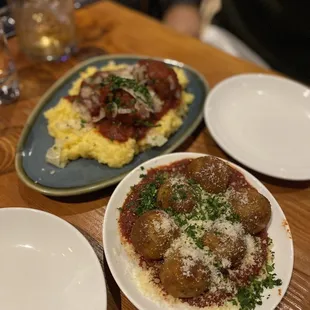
[80,119,86,128]
[135,182,157,216]
[175,179,240,223]
[135,120,160,128]
[154,172,168,185]
[171,184,188,201]
[183,224,205,249]
[103,75,152,106]
[232,263,282,310]
[114,97,121,106]
[134,172,167,216]
[162,179,241,249]
[106,102,116,112]
[263,263,282,288]
[195,238,204,249]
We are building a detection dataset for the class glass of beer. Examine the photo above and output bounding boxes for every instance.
[9,0,77,61]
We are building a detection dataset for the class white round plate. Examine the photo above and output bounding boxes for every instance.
[204,74,310,180]
[103,152,294,310]
[0,208,107,310]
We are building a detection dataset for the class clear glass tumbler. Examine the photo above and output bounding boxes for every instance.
[9,0,77,61]
[0,19,19,105]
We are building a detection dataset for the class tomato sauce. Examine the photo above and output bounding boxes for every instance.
[96,101,181,142]
[119,159,269,308]
[98,121,151,142]
[64,95,78,102]
[98,120,135,142]
[96,99,180,142]
[74,60,182,142]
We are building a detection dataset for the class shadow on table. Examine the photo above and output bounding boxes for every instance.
[103,256,122,310]
[18,179,112,216]
[50,185,115,204]
[176,121,205,152]
[77,227,122,310]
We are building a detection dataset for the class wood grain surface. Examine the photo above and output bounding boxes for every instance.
[0,1,309,309]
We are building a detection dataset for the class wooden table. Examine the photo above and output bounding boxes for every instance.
[1,1,309,309]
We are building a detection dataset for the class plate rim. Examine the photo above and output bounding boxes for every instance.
[15,54,208,196]
[103,152,294,310]
[204,73,310,181]
[0,207,107,310]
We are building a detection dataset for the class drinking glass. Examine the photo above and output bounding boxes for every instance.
[0,18,19,105]
[9,0,77,61]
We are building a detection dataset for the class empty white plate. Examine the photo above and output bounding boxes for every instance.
[204,74,310,180]
[0,208,107,310]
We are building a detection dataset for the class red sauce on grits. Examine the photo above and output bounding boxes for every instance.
[64,95,78,102]
[98,120,135,142]
[70,60,183,142]
[119,158,269,308]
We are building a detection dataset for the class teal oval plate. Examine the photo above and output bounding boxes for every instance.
[15,55,208,196]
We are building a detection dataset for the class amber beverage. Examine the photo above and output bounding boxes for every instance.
[9,0,77,61]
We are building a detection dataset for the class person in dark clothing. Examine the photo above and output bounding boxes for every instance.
[213,0,310,83]
[125,0,310,83]
[118,0,201,37]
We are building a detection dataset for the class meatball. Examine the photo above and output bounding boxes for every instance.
[100,88,148,125]
[130,210,179,260]
[159,250,210,298]
[157,178,196,213]
[202,230,246,268]
[137,60,181,101]
[229,188,271,234]
[187,156,231,194]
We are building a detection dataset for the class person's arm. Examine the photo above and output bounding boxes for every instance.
[162,0,201,37]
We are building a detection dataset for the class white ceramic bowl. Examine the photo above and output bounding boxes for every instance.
[103,152,294,310]
[0,208,107,310]
[204,74,310,180]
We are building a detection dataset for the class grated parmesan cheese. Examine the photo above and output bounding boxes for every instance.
[212,219,244,241]
[122,233,264,310]
[152,212,178,235]
[240,235,258,268]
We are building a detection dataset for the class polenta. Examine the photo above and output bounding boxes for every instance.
[45,60,194,168]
